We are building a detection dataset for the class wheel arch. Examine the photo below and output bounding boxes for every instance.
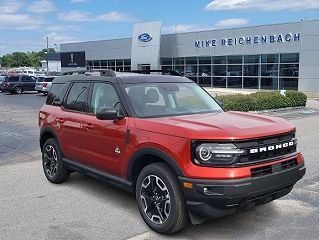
[127,148,184,185]
[40,126,62,153]
[14,85,23,91]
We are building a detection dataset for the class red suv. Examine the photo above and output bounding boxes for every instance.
[39,70,305,234]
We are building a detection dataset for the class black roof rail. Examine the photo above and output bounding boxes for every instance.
[125,70,182,76]
[62,69,116,77]
[61,69,183,77]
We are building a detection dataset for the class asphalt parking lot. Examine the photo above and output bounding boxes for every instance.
[0,92,319,240]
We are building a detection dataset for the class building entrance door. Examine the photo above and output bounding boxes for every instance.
[138,64,151,71]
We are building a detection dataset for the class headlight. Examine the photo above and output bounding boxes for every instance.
[194,143,246,166]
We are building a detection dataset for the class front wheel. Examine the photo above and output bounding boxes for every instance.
[135,163,188,234]
[42,138,70,184]
[14,86,23,94]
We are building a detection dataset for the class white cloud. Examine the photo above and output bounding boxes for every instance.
[0,1,22,14]
[97,11,136,22]
[0,14,42,30]
[215,18,249,27]
[70,0,85,3]
[163,18,249,34]
[45,32,80,43]
[46,25,81,32]
[27,0,56,13]
[0,38,44,55]
[59,10,136,22]
[162,24,212,34]
[58,11,93,21]
[205,0,319,11]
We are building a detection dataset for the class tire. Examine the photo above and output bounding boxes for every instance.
[14,86,23,94]
[135,163,188,234]
[42,138,70,184]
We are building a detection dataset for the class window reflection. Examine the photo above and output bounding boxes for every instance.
[158,53,300,90]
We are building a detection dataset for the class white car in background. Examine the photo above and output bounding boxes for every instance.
[22,70,45,76]
[35,76,55,95]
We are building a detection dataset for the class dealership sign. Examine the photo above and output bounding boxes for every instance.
[195,33,300,48]
[60,51,86,67]
[138,33,153,42]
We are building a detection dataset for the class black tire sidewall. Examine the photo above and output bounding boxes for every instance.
[136,163,186,234]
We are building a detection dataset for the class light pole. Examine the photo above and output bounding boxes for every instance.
[46,36,49,76]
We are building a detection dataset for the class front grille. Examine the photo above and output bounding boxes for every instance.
[250,158,298,178]
[235,132,297,165]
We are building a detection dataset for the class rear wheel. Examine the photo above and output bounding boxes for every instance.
[14,86,22,94]
[42,138,70,184]
[135,163,188,234]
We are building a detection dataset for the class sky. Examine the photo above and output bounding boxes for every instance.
[0,0,319,56]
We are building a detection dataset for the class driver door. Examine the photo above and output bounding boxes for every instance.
[81,82,127,176]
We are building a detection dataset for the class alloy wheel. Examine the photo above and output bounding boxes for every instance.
[140,175,171,225]
[43,145,58,177]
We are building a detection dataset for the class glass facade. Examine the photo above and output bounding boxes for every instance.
[161,53,299,90]
[87,59,131,72]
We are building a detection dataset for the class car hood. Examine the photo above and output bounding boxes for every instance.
[134,111,295,140]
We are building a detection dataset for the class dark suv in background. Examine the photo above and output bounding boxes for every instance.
[2,75,37,94]
[0,76,8,92]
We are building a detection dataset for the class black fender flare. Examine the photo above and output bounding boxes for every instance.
[39,126,62,153]
[127,148,185,181]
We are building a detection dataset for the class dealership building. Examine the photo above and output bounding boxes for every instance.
[60,20,319,92]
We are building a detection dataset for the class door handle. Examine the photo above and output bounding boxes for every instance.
[56,118,65,124]
[83,123,94,130]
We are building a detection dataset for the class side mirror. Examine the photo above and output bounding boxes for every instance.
[96,107,123,120]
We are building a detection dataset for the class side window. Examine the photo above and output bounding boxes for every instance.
[21,76,28,82]
[8,76,19,82]
[65,82,90,112]
[21,76,35,82]
[46,82,70,106]
[90,83,121,115]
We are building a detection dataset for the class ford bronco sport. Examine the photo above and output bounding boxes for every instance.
[39,69,305,234]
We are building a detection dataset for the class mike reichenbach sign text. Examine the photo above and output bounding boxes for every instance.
[195,33,300,48]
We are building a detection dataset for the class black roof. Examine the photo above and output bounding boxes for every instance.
[45,53,60,61]
[53,70,192,84]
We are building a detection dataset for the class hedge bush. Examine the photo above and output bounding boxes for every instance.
[216,90,307,112]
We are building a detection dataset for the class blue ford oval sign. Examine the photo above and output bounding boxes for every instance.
[138,33,152,42]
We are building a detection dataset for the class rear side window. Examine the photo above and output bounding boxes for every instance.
[46,82,70,106]
[65,82,90,112]
[37,77,44,82]
[8,76,19,82]
[21,76,35,82]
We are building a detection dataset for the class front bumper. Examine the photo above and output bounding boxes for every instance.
[179,161,305,223]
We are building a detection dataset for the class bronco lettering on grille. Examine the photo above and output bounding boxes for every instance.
[249,141,295,154]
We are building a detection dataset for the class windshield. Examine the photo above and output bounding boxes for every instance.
[125,82,222,117]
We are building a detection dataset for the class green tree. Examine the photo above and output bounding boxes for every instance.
[27,51,42,68]
[10,52,31,67]
[1,54,14,67]
[0,48,56,68]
